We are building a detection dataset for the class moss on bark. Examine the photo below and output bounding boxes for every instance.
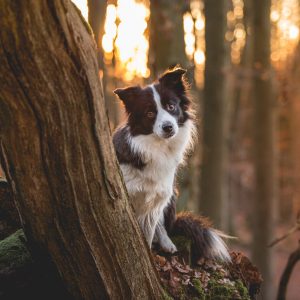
[0,229,31,270]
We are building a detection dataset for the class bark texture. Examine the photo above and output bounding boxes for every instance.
[200,0,229,229]
[252,1,276,299]
[0,0,163,299]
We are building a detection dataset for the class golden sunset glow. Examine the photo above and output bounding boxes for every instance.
[271,0,300,67]
[73,0,150,81]
[102,4,117,55]
[73,0,300,79]
[113,0,150,81]
[183,0,205,87]
[184,12,195,58]
[227,0,246,64]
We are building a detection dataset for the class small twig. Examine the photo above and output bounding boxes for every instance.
[268,223,300,247]
[277,241,300,300]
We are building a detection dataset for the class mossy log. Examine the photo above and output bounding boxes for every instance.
[154,237,262,300]
[0,230,70,300]
[0,179,20,240]
[0,230,261,300]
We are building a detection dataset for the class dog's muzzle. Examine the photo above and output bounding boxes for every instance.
[162,122,175,138]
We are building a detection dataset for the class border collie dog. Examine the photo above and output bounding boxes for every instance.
[113,68,230,263]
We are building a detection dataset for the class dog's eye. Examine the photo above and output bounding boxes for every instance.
[147,111,155,118]
[166,104,175,112]
[182,104,189,111]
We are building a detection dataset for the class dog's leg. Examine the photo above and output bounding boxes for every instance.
[138,211,160,247]
[154,214,177,253]
[137,193,174,248]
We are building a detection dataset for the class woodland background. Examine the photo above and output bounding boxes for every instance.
[1,0,300,299]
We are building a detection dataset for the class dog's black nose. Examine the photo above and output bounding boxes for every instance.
[162,123,174,134]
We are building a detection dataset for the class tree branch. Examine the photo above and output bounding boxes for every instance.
[277,242,300,300]
[268,224,300,247]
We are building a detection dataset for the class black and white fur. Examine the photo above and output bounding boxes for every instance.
[113,68,230,263]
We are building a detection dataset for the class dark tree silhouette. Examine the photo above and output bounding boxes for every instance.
[200,0,230,230]
[252,0,276,299]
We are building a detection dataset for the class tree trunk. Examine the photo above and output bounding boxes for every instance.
[288,43,300,217]
[252,1,276,299]
[227,0,254,235]
[149,0,188,77]
[199,0,229,230]
[87,0,106,71]
[87,0,121,129]
[0,0,163,299]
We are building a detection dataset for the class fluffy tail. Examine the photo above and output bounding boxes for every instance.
[169,211,231,263]
[163,196,231,263]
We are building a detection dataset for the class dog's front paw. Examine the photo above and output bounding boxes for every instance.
[160,239,177,254]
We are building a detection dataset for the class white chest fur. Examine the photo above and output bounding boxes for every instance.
[120,119,195,216]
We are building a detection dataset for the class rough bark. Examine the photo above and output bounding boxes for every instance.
[149,0,188,77]
[252,1,276,299]
[200,0,229,229]
[0,0,163,299]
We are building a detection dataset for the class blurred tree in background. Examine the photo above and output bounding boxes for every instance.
[87,0,107,70]
[149,0,188,76]
[252,1,276,299]
[199,0,230,231]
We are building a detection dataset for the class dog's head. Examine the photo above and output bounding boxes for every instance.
[114,67,192,139]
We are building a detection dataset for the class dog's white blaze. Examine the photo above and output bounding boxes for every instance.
[150,84,179,138]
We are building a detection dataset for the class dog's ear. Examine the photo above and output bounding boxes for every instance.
[159,68,187,94]
[114,86,141,112]
[159,68,191,110]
